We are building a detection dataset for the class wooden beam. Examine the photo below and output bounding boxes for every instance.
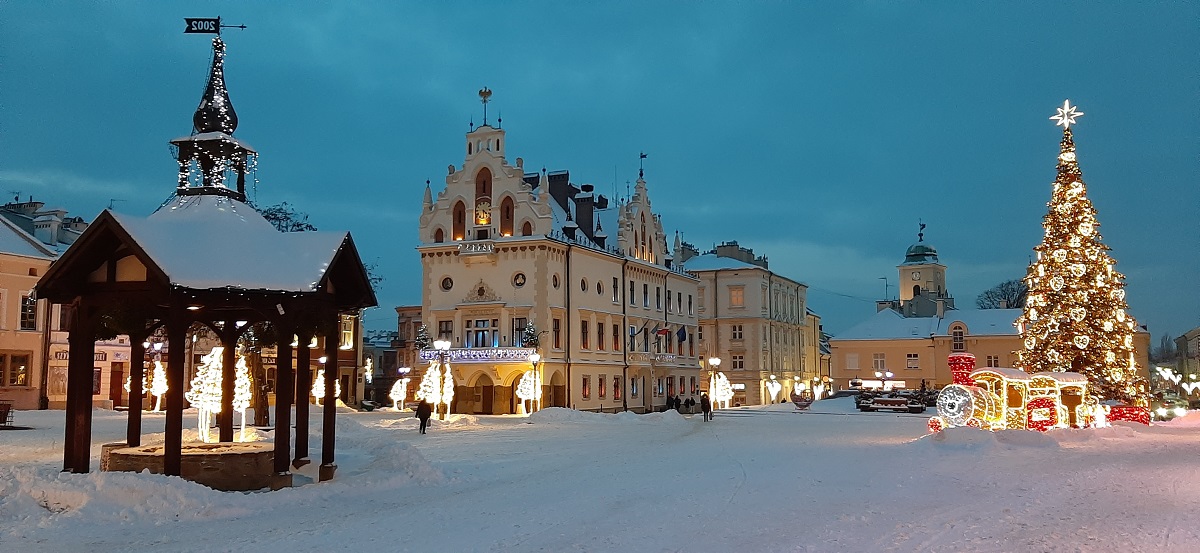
[164,315,187,476]
[320,316,339,481]
[64,300,95,473]
[273,321,294,475]
[293,332,311,468]
[127,338,145,447]
[219,321,237,442]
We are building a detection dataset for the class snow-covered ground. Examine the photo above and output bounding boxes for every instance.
[2,399,1199,552]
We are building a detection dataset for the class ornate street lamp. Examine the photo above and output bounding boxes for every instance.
[433,340,453,420]
[874,370,894,391]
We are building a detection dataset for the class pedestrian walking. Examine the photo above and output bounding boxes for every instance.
[416,400,433,434]
[700,393,712,422]
[673,396,682,412]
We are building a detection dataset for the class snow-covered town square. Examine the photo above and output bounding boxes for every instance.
[2,2,1199,552]
[4,401,1200,552]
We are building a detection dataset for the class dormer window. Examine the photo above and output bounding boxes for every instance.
[951,324,966,352]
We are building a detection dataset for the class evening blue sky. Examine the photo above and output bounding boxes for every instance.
[2,2,1197,339]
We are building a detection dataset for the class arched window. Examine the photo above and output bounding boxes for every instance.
[913,284,921,297]
[951,324,966,352]
[452,201,466,240]
[434,228,445,243]
[500,197,515,236]
[521,221,533,236]
[467,142,472,155]
[475,167,492,202]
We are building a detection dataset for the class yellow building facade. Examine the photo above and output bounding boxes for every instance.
[417,102,699,414]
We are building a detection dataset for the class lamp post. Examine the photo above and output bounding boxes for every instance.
[433,339,452,420]
[528,352,542,412]
[874,370,894,391]
[708,356,722,408]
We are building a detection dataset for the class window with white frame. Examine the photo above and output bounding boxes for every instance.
[986,355,1000,367]
[732,354,745,370]
[731,324,743,340]
[872,353,886,371]
[0,352,32,386]
[906,353,919,369]
[846,353,859,370]
[951,324,966,352]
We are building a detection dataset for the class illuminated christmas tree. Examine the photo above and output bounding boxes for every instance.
[1015,101,1146,404]
[233,355,252,440]
[186,348,224,443]
[149,360,168,412]
[389,377,411,410]
[414,324,431,350]
[515,370,541,413]
[416,363,442,404]
[710,372,734,409]
[312,369,341,406]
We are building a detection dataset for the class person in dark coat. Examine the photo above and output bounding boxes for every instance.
[673,396,682,411]
[416,400,433,434]
[700,393,712,422]
[685,397,695,414]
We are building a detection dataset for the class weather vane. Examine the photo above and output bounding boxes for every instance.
[183,16,246,35]
[479,87,492,125]
[1050,100,1083,129]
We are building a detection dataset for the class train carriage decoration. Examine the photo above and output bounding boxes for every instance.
[928,353,1143,433]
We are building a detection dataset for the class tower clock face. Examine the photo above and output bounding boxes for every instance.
[911,271,921,281]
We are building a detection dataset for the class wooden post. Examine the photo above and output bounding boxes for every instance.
[273,322,294,476]
[127,337,145,447]
[319,317,339,481]
[219,322,237,443]
[164,317,187,476]
[293,332,311,467]
[63,301,95,473]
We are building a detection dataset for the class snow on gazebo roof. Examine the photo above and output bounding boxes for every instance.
[112,194,347,292]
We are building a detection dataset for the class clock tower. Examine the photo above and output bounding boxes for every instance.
[897,224,948,308]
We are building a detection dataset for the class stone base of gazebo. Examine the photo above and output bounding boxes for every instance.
[101,441,286,491]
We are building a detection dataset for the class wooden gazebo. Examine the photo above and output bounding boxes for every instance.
[35,35,376,485]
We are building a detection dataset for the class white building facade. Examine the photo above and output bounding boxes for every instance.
[417,103,700,414]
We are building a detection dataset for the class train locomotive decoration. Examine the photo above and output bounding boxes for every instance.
[927,353,1148,433]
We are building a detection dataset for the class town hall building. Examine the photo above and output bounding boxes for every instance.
[416,91,700,414]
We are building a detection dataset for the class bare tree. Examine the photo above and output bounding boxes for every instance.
[254,201,318,232]
[976,279,1028,309]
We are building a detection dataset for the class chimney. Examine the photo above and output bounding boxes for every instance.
[576,184,595,241]
[999,299,1008,309]
[936,298,945,318]
[547,170,574,212]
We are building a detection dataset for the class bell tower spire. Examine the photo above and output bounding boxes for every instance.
[169,36,257,202]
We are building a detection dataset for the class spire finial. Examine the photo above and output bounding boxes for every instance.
[192,36,238,134]
[479,87,492,126]
[917,220,926,242]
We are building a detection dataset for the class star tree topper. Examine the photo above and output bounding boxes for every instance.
[1050,100,1084,129]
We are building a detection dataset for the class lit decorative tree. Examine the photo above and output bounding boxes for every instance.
[312,369,342,406]
[710,372,734,409]
[414,324,431,350]
[515,370,542,413]
[416,362,442,405]
[521,323,540,348]
[233,355,253,440]
[1015,100,1146,404]
[389,377,411,410]
[149,360,168,412]
[185,348,224,443]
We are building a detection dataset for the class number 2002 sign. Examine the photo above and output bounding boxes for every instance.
[184,18,220,34]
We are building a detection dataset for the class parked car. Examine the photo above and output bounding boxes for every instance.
[1151,391,1188,421]
[825,389,862,400]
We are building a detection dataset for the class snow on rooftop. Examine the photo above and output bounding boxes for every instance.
[681,253,764,272]
[0,216,56,259]
[835,308,1022,341]
[112,194,347,292]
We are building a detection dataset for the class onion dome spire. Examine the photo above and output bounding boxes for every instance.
[193,37,238,135]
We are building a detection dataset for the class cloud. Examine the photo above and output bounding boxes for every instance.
[0,169,140,199]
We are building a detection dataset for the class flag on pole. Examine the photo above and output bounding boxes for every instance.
[676,327,687,343]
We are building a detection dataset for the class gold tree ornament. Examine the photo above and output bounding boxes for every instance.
[1016,101,1146,404]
